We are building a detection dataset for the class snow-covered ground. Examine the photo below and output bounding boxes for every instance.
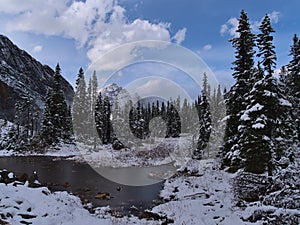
[149,159,256,225]
[0,137,193,169]
[1,158,299,224]
[0,160,243,225]
[1,120,299,224]
[0,118,208,169]
[71,137,192,168]
[0,177,161,225]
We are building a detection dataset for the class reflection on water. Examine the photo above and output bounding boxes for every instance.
[95,163,177,186]
[0,156,173,214]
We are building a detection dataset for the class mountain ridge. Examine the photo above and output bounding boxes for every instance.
[0,34,74,121]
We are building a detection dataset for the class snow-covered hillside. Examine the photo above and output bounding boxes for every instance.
[100,83,129,104]
[0,35,74,122]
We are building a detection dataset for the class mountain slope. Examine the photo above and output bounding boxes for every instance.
[0,34,74,121]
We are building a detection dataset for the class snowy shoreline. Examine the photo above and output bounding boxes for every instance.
[1,139,299,224]
[1,156,300,224]
[0,136,193,169]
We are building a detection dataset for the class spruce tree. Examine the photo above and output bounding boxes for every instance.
[194,95,212,159]
[286,34,300,141]
[72,68,88,141]
[103,96,112,144]
[257,15,277,76]
[237,64,270,173]
[257,17,294,174]
[237,17,294,175]
[41,64,73,146]
[222,10,256,169]
[91,71,98,141]
[95,93,113,145]
[202,72,208,97]
[41,91,54,145]
[181,98,190,133]
[95,92,104,144]
[165,102,181,138]
[87,77,92,138]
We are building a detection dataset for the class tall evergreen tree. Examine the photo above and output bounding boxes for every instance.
[286,34,300,141]
[41,64,73,146]
[72,68,88,141]
[103,96,112,144]
[236,17,294,175]
[87,77,92,137]
[202,72,208,97]
[257,15,277,76]
[257,17,294,173]
[95,94,112,145]
[223,10,256,168]
[165,102,181,138]
[95,92,104,144]
[237,64,270,173]
[194,95,212,159]
[91,71,98,145]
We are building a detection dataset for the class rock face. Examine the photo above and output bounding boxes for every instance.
[0,34,74,121]
[100,83,124,103]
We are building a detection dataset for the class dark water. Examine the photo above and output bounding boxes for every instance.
[0,156,166,215]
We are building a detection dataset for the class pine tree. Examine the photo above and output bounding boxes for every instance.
[181,98,190,133]
[103,96,112,144]
[41,91,55,145]
[286,34,300,142]
[41,64,73,146]
[165,101,181,138]
[236,16,294,175]
[237,64,270,173]
[95,92,104,144]
[194,95,212,159]
[110,99,126,149]
[87,77,92,138]
[257,15,277,76]
[222,10,256,169]
[256,18,294,174]
[72,68,88,141]
[209,85,226,157]
[95,93,113,145]
[135,101,146,139]
[202,72,208,97]
[90,71,99,146]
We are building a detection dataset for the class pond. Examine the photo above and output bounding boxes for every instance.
[0,156,175,215]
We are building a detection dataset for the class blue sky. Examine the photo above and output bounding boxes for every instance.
[0,0,299,92]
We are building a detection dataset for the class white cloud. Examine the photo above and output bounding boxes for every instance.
[220,17,239,37]
[221,11,281,37]
[172,28,187,44]
[1,0,185,68]
[203,44,212,51]
[269,11,280,24]
[33,45,43,53]
[220,24,228,36]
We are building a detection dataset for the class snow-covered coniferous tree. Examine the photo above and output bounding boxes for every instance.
[286,34,300,142]
[41,64,73,146]
[194,94,212,159]
[222,10,256,169]
[72,68,88,141]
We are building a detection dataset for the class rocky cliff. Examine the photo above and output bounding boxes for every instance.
[0,35,74,121]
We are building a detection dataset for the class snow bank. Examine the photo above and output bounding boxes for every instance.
[150,159,262,225]
[0,182,106,225]
[0,181,162,225]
